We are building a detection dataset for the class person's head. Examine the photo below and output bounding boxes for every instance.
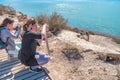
[0,18,14,30]
[23,19,37,32]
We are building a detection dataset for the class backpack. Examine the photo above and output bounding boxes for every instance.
[0,27,8,49]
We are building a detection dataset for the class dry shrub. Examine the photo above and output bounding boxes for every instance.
[36,14,48,25]
[36,12,67,35]
[48,12,67,35]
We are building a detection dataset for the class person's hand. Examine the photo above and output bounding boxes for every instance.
[43,23,49,28]
[41,33,46,40]
[17,24,22,28]
[15,24,22,31]
[41,23,49,40]
[36,39,42,46]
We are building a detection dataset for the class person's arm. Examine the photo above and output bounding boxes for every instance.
[14,26,21,38]
[37,23,48,45]
[2,29,21,39]
[26,32,42,39]
[41,24,48,40]
[35,20,47,40]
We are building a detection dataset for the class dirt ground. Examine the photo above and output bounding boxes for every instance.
[38,30,120,80]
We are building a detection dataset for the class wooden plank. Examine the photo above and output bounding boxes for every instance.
[24,73,46,80]
[0,71,12,79]
[0,60,20,68]
[0,52,7,55]
[13,68,29,78]
[0,57,7,60]
[0,62,21,72]
[0,55,7,59]
[10,64,26,74]
[0,58,7,62]
[22,73,44,80]
[13,68,47,80]
[0,63,22,77]
[0,65,25,80]
[0,53,52,80]
[14,71,39,80]
[35,77,46,80]
[0,63,51,80]
[0,51,7,62]
[0,72,13,80]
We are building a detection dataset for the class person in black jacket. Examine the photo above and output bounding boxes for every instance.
[19,19,50,73]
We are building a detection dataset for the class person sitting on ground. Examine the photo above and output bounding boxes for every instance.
[18,19,50,73]
[0,18,21,61]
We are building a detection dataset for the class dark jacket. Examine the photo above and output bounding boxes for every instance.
[19,31,41,66]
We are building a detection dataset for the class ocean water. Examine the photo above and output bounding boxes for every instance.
[0,0,120,37]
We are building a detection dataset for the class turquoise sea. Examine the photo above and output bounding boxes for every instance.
[0,0,120,37]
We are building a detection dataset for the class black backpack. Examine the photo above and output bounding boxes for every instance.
[0,27,8,49]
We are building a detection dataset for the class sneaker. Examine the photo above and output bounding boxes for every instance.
[29,67,43,73]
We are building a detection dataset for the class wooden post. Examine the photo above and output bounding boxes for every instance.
[45,35,50,55]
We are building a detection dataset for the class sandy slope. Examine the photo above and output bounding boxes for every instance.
[43,30,120,80]
[57,30,120,54]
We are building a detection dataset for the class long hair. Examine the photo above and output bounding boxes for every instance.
[0,18,14,27]
[23,19,36,31]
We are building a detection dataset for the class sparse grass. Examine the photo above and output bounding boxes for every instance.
[64,43,74,50]
[112,37,120,44]
[48,12,67,35]
[61,42,83,61]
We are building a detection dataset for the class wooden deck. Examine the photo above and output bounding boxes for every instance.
[0,50,52,80]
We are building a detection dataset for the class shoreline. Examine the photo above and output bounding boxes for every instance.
[64,25,120,44]
[0,4,120,44]
[1,1,120,38]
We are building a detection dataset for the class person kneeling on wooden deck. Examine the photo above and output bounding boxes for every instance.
[18,19,50,73]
